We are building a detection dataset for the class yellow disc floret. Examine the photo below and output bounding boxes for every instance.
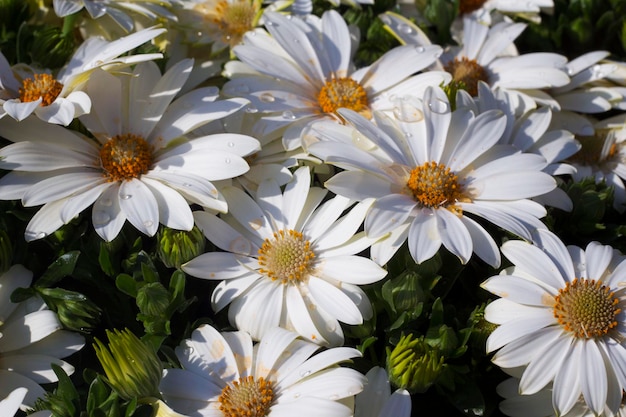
[219,376,275,417]
[99,134,153,182]
[407,161,465,213]
[318,77,369,115]
[195,0,259,47]
[19,73,63,106]
[553,278,621,339]
[258,229,315,284]
[443,57,489,97]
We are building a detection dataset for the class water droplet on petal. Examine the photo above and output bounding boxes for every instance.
[225,158,231,164]
[351,130,375,150]
[329,394,339,400]
[392,97,424,123]
[428,98,449,114]
[245,105,258,113]
[120,194,132,200]
[282,110,296,119]
[259,92,275,103]
[228,141,235,147]
[414,45,425,53]
[398,23,414,35]
[36,232,47,239]
[144,220,154,228]
[300,370,312,377]
[293,392,301,398]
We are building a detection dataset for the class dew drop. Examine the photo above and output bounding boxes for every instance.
[351,130,375,150]
[329,394,339,400]
[228,141,235,147]
[398,23,414,35]
[566,66,575,76]
[36,232,47,239]
[196,31,203,37]
[144,220,154,228]
[120,194,132,200]
[259,92,275,103]
[414,45,425,53]
[282,110,296,119]
[293,392,301,399]
[245,106,258,113]
[182,183,193,187]
[392,98,424,123]
[225,158,231,164]
[93,211,111,226]
[300,370,312,377]
[428,98,449,114]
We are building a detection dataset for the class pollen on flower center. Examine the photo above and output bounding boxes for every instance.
[19,73,64,106]
[458,0,487,14]
[407,161,465,213]
[443,57,489,96]
[553,278,621,339]
[318,77,369,115]
[219,376,275,417]
[258,229,315,284]
[196,0,258,46]
[99,134,153,182]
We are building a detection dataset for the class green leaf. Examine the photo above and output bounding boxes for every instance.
[37,250,80,288]
[9,286,36,303]
[116,273,139,298]
[99,242,116,277]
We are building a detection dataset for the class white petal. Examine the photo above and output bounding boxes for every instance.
[0,310,61,352]
[221,186,272,241]
[3,99,40,121]
[580,340,607,415]
[160,368,221,405]
[270,397,352,417]
[212,273,260,313]
[584,241,613,280]
[365,194,417,238]
[230,280,283,341]
[24,200,66,242]
[280,367,365,402]
[0,387,27,416]
[22,171,104,207]
[285,286,327,344]
[460,215,500,268]
[501,240,566,290]
[282,166,312,229]
[193,211,255,255]
[484,314,556,352]
[0,142,96,172]
[519,334,572,394]
[437,208,472,264]
[370,222,410,266]
[255,326,300,379]
[93,184,126,242]
[552,341,583,415]
[470,171,556,200]
[182,252,256,280]
[0,370,45,407]
[308,277,363,325]
[0,354,74,383]
[118,179,159,236]
[141,177,194,231]
[324,171,393,200]
[407,211,442,264]
[181,324,239,383]
[60,182,111,223]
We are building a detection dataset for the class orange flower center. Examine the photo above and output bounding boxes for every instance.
[219,376,275,417]
[258,229,315,284]
[99,134,153,182]
[195,0,258,46]
[407,161,465,214]
[553,278,621,339]
[443,57,489,97]
[19,73,64,106]
[568,131,619,167]
[318,77,369,116]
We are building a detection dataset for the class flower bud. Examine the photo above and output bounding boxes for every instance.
[93,328,162,400]
[157,225,205,269]
[386,333,445,394]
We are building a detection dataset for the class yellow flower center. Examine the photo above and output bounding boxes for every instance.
[443,57,489,97]
[318,77,369,116]
[568,131,619,167]
[458,0,487,14]
[553,278,621,339]
[219,376,275,417]
[195,0,258,47]
[99,134,153,182]
[19,73,63,106]
[257,229,315,284]
[407,161,465,214]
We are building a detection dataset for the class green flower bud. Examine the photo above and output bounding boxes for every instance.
[93,328,162,401]
[30,24,77,69]
[386,333,445,394]
[157,225,205,269]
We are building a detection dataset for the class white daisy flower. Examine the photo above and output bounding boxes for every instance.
[222,9,450,150]
[303,85,556,267]
[455,80,580,211]
[385,12,569,113]
[0,58,258,242]
[0,26,166,126]
[481,228,626,416]
[0,265,85,407]
[159,324,366,416]
[174,0,265,53]
[0,388,28,417]
[497,376,626,417]
[182,166,387,346]
[355,367,411,417]
[560,113,626,212]
[53,0,179,32]
[457,0,553,22]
